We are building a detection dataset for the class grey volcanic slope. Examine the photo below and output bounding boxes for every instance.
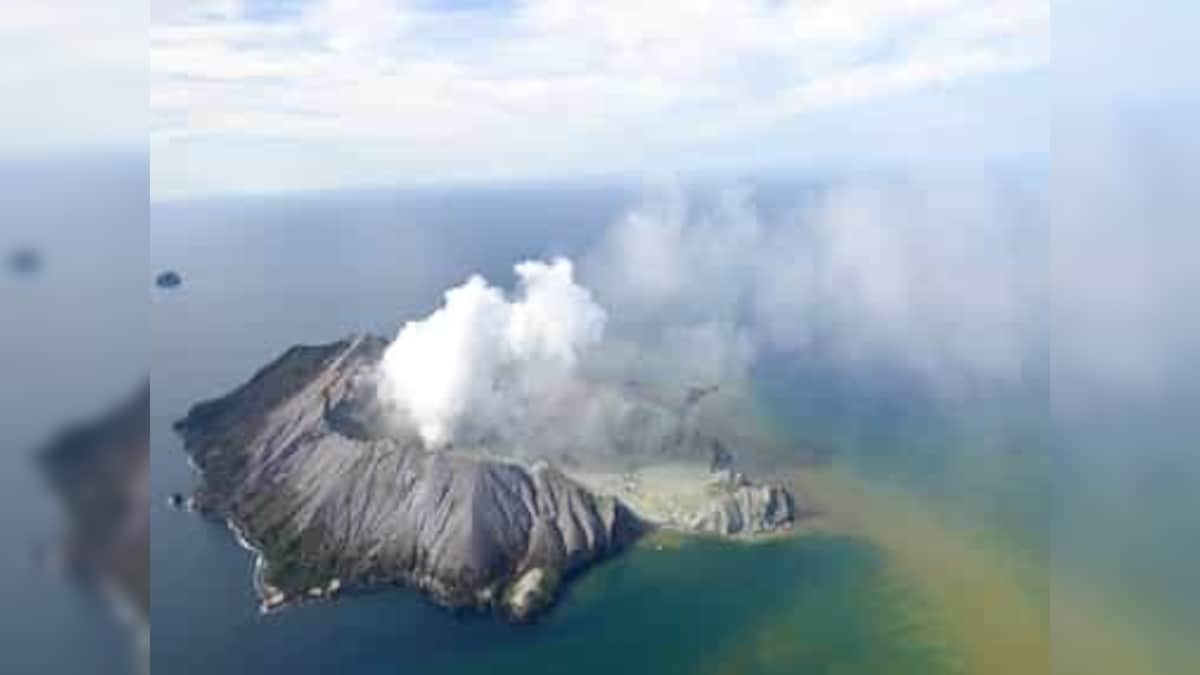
[174,335,643,620]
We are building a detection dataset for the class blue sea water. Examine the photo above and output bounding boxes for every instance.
[1,159,1191,673]
[146,178,1198,675]
[148,183,957,675]
[0,157,146,675]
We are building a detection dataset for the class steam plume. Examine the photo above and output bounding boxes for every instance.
[378,257,606,447]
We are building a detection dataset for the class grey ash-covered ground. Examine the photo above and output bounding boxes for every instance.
[174,334,797,621]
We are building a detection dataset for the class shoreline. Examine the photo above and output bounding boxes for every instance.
[193,456,808,617]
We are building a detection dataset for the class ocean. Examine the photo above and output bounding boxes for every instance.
[144,180,1191,675]
[0,156,147,674]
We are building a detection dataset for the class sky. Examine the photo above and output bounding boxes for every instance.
[0,2,146,157]
[147,0,1049,199]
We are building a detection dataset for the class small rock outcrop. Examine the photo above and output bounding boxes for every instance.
[503,566,560,621]
[688,483,795,536]
[155,270,182,288]
[7,246,41,277]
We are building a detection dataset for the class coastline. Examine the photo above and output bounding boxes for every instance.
[195,455,806,617]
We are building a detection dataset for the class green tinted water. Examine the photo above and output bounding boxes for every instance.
[434,535,955,675]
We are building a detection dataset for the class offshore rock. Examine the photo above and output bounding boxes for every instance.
[155,270,182,288]
[503,565,560,622]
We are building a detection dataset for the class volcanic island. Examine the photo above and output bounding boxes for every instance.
[174,334,802,621]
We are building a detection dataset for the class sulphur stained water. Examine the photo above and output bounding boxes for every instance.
[791,466,1049,675]
[791,464,1200,675]
[468,459,1193,675]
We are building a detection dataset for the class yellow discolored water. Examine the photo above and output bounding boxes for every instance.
[785,465,1197,675]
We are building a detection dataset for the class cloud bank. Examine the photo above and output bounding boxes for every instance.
[151,0,1048,197]
[378,257,605,447]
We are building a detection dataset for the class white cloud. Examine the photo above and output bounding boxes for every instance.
[150,0,1048,197]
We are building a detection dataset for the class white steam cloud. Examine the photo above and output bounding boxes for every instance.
[376,174,1049,458]
[378,257,606,447]
[584,175,1044,396]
